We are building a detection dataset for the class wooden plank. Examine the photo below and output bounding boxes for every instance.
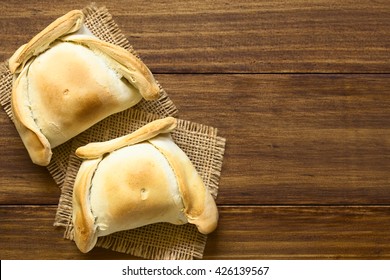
[1,205,390,259]
[0,0,389,263]
[0,110,60,205]
[0,0,389,73]
[1,74,389,205]
[0,206,139,260]
[161,74,390,205]
[205,206,390,259]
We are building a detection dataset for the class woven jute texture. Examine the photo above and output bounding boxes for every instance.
[0,4,226,260]
[0,4,178,185]
[54,109,226,259]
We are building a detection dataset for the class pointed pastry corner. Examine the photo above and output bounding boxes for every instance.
[75,145,101,160]
[75,117,177,160]
[142,81,161,101]
[187,191,219,235]
[147,127,219,235]
[60,35,160,102]
[11,70,53,166]
[154,116,177,133]
[72,158,100,253]
[73,208,98,253]
[9,44,27,74]
[9,9,84,74]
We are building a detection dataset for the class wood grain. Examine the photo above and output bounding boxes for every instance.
[1,0,390,259]
[1,74,389,205]
[0,110,59,205]
[160,74,390,205]
[205,206,390,259]
[1,206,390,259]
[0,0,389,73]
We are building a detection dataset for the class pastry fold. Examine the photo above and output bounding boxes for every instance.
[72,117,219,253]
[9,10,160,166]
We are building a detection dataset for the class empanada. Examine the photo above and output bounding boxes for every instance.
[72,117,218,253]
[9,10,160,166]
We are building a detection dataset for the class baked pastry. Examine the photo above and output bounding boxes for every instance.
[9,10,160,166]
[72,117,218,253]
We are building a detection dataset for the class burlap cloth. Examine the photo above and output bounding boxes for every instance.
[55,108,225,259]
[0,4,178,185]
[0,4,226,260]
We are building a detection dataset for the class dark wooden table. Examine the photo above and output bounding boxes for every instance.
[1,0,390,259]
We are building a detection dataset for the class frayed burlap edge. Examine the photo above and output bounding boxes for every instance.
[0,62,13,119]
[0,3,227,260]
[54,109,226,260]
[0,4,178,186]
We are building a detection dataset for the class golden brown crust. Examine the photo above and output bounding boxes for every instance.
[60,34,160,101]
[75,117,177,159]
[9,9,163,165]
[9,10,84,74]
[26,42,142,149]
[72,158,101,253]
[72,119,218,253]
[88,143,186,237]
[11,64,52,166]
[8,10,84,166]
[148,135,218,234]
[186,188,219,234]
